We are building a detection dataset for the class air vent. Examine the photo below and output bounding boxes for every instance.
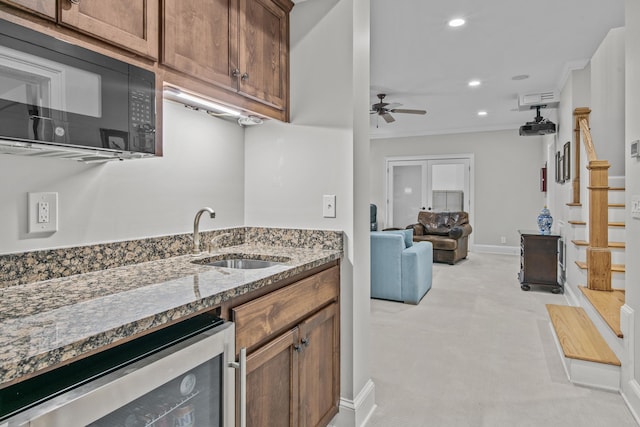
[518,90,560,111]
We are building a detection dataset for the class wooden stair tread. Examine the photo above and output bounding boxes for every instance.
[566,202,582,207]
[609,187,625,191]
[568,220,625,228]
[546,304,621,366]
[571,240,626,249]
[579,286,625,338]
[609,204,625,208]
[575,261,626,272]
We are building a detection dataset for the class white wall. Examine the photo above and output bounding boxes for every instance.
[622,0,640,419]
[244,0,374,425]
[0,100,245,255]
[590,27,626,177]
[370,130,545,248]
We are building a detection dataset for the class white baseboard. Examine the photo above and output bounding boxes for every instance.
[471,244,519,255]
[620,305,640,425]
[329,379,377,427]
[622,379,640,426]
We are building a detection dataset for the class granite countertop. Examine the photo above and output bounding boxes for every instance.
[0,243,341,388]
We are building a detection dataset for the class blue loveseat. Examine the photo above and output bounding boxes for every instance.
[370,229,433,304]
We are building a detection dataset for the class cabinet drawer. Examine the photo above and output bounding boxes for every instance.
[233,265,339,352]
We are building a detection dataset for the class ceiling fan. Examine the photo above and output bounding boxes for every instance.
[370,93,427,123]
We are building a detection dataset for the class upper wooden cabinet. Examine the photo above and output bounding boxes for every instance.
[237,0,289,110]
[162,0,293,116]
[59,0,159,59]
[0,0,55,20]
[0,0,159,59]
[162,0,237,92]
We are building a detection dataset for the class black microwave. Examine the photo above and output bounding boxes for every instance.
[0,19,156,162]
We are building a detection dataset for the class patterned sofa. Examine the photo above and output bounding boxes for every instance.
[406,211,472,265]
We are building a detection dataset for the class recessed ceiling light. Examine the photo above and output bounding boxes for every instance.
[477,111,488,116]
[468,80,481,87]
[448,18,466,28]
[512,74,530,81]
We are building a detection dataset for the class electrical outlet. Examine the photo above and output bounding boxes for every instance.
[323,195,336,218]
[632,195,640,219]
[38,201,50,223]
[28,192,58,233]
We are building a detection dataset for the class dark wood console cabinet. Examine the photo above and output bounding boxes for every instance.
[518,230,562,294]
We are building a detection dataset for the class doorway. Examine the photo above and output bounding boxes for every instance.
[385,155,473,239]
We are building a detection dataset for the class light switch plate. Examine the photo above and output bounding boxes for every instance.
[28,192,58,233]
[632,195,640,219]
[323,195,336,218]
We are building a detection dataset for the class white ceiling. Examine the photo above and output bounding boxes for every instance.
[369,0,625,139]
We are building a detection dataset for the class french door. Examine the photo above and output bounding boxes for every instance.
[387,157,471,229]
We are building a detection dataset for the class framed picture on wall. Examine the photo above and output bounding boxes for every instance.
[555,151,563,183]
[563,141,571,181]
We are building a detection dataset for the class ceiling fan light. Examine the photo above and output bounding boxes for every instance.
[448,18,466,28]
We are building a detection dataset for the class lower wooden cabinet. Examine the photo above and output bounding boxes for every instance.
[246,328,299,426]
[233,264,340,427]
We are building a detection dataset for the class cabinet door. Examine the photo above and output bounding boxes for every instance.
[59,0,158,59]
[298,303,340,427]
[162,0,238,91]
[0,0,55,19]
[238,0,289,110]
[245,328,299,427]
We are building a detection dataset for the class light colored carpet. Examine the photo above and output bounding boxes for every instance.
[367,252,637,427]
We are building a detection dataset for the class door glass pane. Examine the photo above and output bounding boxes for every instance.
[431,164,465,212]
[392,164,423,228]
[89,356,223,427]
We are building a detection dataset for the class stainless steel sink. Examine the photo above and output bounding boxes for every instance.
[192,256,289,269]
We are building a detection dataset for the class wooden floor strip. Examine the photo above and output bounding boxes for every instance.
[579,286,625,338]
[571,240,626,249]
[546,304,620,366]
[575,261,625,273]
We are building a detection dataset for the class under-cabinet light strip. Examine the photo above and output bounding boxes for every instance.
[164,88,242,117]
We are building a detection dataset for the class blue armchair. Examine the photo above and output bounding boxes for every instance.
[370,229,433,304]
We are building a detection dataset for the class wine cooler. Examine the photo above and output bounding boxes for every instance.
[1,313,235,427]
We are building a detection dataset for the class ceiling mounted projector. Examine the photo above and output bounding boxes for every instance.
[519,106,556,136]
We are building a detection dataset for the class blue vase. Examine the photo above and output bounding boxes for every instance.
[537,206,553,235]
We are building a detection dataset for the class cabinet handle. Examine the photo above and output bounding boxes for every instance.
[241,72,249,81]
[294,344,303,352]
[301,338,310,347]
[231,69,241,77]
[228,347,247,427]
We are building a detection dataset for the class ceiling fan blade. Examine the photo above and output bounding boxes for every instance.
[381,112,395,123]
[390,108,427,115]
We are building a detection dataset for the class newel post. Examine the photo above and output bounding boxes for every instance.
[587,159,612,291]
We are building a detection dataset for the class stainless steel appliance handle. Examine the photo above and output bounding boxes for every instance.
[228,347,247,427]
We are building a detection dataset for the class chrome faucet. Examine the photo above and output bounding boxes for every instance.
[193,207,215,253]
